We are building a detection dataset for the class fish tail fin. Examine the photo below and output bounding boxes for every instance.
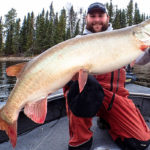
[0,113,17,148]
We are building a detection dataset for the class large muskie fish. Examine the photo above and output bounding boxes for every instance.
[0,19,150,148]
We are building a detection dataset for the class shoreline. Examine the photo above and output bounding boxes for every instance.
[0,56,34,62]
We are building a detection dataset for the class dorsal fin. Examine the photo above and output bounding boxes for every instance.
[6,62,27,78]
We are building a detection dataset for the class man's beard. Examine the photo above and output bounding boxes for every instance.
[86,21,109,33]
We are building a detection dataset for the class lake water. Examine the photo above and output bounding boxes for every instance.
[0,61,27,102]
[0,61,149,102]
[133,63,150,87]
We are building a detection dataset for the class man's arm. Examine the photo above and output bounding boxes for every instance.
[135,48,150,65]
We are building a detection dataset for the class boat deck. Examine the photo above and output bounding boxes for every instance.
[0,116,150,150]
[0,116,122,150]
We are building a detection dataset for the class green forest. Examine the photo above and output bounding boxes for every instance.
[0,0,149,56]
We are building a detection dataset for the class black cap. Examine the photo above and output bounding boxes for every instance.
[87,2,107,14]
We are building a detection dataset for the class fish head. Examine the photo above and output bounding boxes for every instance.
[133,19,150,49]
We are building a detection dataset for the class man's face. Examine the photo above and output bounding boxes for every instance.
[86,11,109,33]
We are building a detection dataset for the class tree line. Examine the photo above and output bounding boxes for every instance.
[0,0,149,56]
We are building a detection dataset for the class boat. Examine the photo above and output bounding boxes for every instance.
[0,83,150,150]
[125,64,137,84]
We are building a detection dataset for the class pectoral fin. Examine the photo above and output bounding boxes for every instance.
[24,98,47,124]
[78,69,88,93]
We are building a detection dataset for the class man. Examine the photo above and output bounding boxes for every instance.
[63,2,150,150]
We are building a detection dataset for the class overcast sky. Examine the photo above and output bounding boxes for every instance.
[0,0,149,21]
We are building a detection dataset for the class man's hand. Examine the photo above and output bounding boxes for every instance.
[135,47,150,65]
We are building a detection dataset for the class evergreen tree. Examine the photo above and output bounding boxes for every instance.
[81,11,86,34]
[25,12,35,55]
[106,0,114,23]
[127,0,133,26]
[4,8,17,55]
[141,13,146,22]
[53,13,60,44]
[45,17,54,49]
[113,7,121,29]
[146,15,149,20]
[74,19,80,36]
[4,8,17,32]
[13,18,20,55]
[47,2,55,48]
[35,9,46,53]
[43,11,51,50]
[120,9,127,28]
[66,27,71,40]
[134,3,141,24]
[5,24,14,55]
[0,17,3,54]
[78,8,86,34]
[35,15,40,53]
[19,16,28,55]
[58,8,67,41]
[68,6,77,37]
[49,2,55,21]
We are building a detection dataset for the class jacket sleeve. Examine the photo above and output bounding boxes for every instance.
[63,81,73,98]
[135,48,150,65]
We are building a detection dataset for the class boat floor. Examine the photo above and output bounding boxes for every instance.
[0,116,150,150]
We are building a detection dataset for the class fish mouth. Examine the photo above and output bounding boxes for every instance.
[133,21,150,46]
[140,30,150,45]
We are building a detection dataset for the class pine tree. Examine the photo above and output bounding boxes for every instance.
[45,17,54,49]
[58,8,67,41]
[53,13,60,44]
[25,12,35,56]
[47,2,55,48]
[66,27,71,40]
[127,0,133,26]
[19,16,28,55]
[35,9,46,53]
[68,6,77,37]
[0,17,3,54]
[35,15,40,53]
[120,9,127,28]
[141,13,146,22]
[4,8,17,55]
[5,24,14,55]
[106,0,114,23]
[78,8,86,34]
[4,8,17,32]
[74,19,80,36]
[49,2,55,21]
[43,11,51,50]
[81,11,86,34]
[134,3,141,24]
[13,18,20,55]
[113,7,121,29]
